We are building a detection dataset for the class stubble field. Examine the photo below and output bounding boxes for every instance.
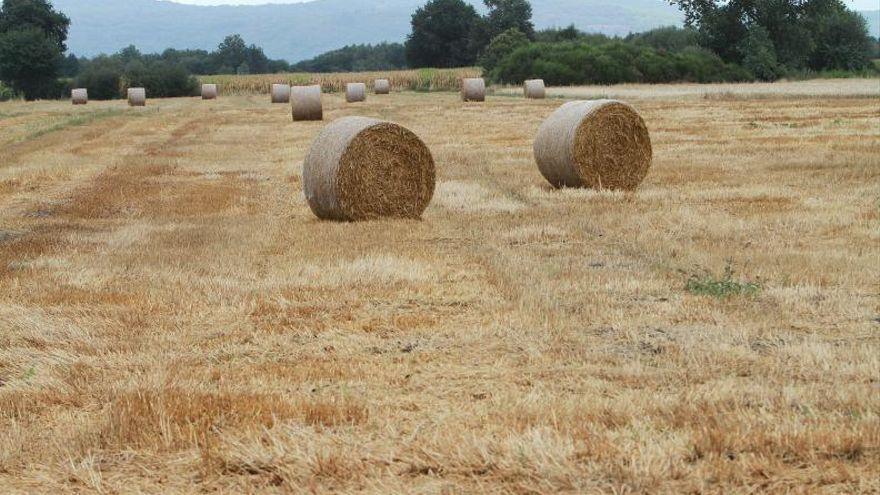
[0,79,878,493]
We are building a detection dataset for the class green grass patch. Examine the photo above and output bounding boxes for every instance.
[686,262,761,298]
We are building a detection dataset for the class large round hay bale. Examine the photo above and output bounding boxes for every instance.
[201,84,218,100]
[128,87,146,107]
[524,79,545,99]
[303,116,435,221]
[346,83,366,103]
[71,88,88,105]
[461,78,485,102]
[271,83,291,103]
[292,85,323,121]
[374,79,390,95]
[534,100,652,190]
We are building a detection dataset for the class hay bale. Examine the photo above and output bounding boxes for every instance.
[128,87,146,107]
[374,79,390,94]
[303,116,435,221]
[524,79,545,99]
[271,83,291,103]
[534,100,652,190]
[71,88,88,105]
[346,83,366,103]
[201,84,218,100]
[292,85,323,121]
[461,78,485,102]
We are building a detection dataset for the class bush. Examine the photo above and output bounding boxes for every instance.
[479,28,529,72]
[74,56,123,99]
[490,41,753,85]
[0,79,17,101]
[627,26,701,53]
[74,56,197,99]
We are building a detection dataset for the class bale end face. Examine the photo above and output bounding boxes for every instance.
[201,84,218,100]
[524,79,545,99]
[271,84,291,103]
[127,88,146,107]
[292,85,323,122]
[71,88,88,105]
[461,78,486,102]
[346,83,367,103]
[303,116,435,221]
[374,79,390,95]
[534,100,652,191]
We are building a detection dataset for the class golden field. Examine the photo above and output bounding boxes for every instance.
[0,78,878,493]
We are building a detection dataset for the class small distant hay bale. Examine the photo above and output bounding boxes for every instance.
[534,100,652,190]
[346,83,366,103]
[71,88,88,105]
[461,78,485,102]
[271,83,291,103]
[303,116,435,221]
[374,79,390,94]
[524,79,545,99]
[292,85,323,121]
[201,84,218,100]
[127,87,146,107]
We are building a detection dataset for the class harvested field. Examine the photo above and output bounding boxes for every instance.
[0,79,878,493]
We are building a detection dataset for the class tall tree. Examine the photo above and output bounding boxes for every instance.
[405,0,480,68]
[0,0,69,99]
[669,0,872,71]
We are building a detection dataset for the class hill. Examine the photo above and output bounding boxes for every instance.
[53,0,682,61]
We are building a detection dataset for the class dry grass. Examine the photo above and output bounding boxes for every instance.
[0,79,878,493]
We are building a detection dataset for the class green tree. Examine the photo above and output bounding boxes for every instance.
[738,25,783,80]
[0,0,69,99]
[670,0,873,72]
[480,28,529,73]
[484,0,534,39]
[405,0,480,68]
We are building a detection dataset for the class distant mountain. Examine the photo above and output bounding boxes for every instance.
[53,0,683,62]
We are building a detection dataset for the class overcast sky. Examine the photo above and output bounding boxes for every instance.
[170,0,880,10]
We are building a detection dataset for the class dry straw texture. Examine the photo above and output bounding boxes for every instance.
[524,79,545,99]
[127,87,146,107]
[303,116,435,221]
[346,83,367,103]
[270,83,291,103]
[71,88,87,105]
[374,79,391,94]
[201,84,218,100]
[291,85,323,121]
[534,99,652,190]
[461,78,486,102]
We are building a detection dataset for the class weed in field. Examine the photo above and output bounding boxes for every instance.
[686,261,761,298]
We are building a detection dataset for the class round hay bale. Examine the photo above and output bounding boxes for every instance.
[374,79,390,94]
[292,85,323,121]
[346,83,366,103]
[271,83,291,103]
[128,87,146,107]
[534,100,652,190]
[201,84,218,100]
[303,116,435,221]
[524,79,545,99]
[71,88,88,105]
[461,78,485,102]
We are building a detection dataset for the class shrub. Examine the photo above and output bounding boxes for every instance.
[490,41,753,85]
[479,28,529,72]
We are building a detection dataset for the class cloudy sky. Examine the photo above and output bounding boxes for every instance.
[171,0,879,9]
